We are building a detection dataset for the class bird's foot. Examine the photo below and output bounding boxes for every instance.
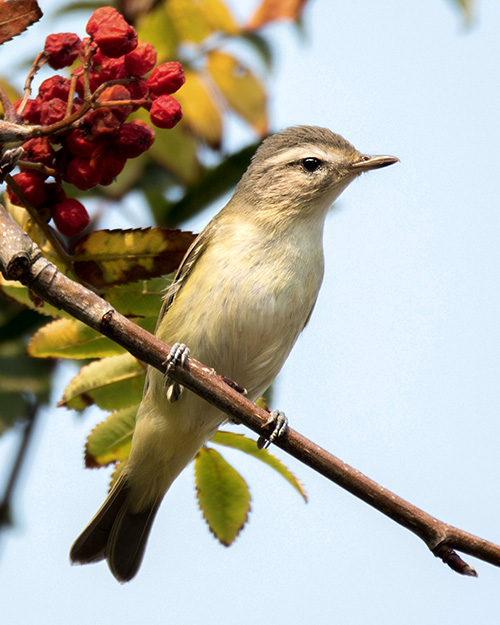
[163,343,190,402]
[257,409,289,449]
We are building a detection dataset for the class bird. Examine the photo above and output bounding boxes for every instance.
[70,125,398,582]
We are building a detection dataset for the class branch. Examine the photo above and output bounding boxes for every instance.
[0,202,498,577]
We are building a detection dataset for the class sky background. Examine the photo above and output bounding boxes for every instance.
[2,0,500,623]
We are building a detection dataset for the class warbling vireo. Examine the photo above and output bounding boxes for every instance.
[70,125,398,582]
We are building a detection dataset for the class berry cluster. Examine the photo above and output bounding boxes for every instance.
[9,6,185,237]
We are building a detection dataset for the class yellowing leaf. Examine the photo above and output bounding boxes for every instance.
[195,447,251,546]
[0,79,21,116]
[27,316,156,359]
[60,353,146,411]
[166,0,239,44]
[85,406,137,468]
[136,3,178,60]
[72,228,197,288]
[247,0,310,30]
[207,51,268,135]
[212,430,307,501]
[0,276,70,318]
[176,70,223,148]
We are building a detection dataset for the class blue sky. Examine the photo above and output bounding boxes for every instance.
[2,1,500,623]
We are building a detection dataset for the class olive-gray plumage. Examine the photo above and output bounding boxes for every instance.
[70,126,398,582]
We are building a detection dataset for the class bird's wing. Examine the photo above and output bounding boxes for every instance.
[155,222,215,331]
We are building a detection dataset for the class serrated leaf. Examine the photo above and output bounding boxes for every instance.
[207,51,268,135]
[60,353,146,411]
[211,430,307,501]
[71,228,196,288]
[195,446,251,546]
[27,316,156,359]
[176,70,223,149]
[0,0,42,45]
[85,405,137,468]
[247,0,309,30]
[102,276,168,318]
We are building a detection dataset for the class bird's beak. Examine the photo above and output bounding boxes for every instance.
[350,154,399,172]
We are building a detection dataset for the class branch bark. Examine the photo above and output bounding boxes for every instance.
[0,201,499,577]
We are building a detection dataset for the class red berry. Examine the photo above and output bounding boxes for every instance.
[99,56,128,82]
[64,157,101,190]
[97,147,127,185]
[149,95,182,129]
[147,62,185,96]
[8,171,47,207]
[44,33,82,70]
[97,85,133,122]
[14,98,41,124]
[52,198,90,236]
[82,108,121,141]
[86,7,137,58]
[125,40,157,77]
[38,75,71,101]
[66,129,96,157]
[40,98,67,125]
[115,120,155,158]
[22,138,55,166]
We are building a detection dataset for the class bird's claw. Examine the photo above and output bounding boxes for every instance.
[163,343,190,402]
[257,409,288,449]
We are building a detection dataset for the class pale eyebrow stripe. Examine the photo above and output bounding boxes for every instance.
[263,145,333,167]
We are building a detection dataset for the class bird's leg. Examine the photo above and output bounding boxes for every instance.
[163,342,190,402]
[257,409,289,449]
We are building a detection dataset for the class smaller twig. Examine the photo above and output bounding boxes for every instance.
[19,52,47,116]
[0,401,39,551]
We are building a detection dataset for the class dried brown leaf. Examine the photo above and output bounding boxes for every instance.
[0,0,43,45]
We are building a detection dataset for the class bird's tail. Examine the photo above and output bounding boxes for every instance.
[70,472,160,583]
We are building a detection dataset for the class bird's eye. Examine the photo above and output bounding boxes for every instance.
[301,157,322,172]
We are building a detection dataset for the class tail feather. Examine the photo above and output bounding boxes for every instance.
[70,474,159,582]
[107,498,160,583]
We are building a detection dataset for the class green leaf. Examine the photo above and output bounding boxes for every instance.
[85,405,137,468]
[166,142,258,225]
[72,227,196,288]
[0,337,52,434]
[135,109,201,184]
[195,446,251,546]
[211,430,307,501]
[240,31,274,71]
[102,276,169,318]
[60,353,146,411]
[27,316,156,359]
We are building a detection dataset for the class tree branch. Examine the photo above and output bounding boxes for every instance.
[0,201,498,577]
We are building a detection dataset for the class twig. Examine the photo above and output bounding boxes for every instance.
[0,400,39,551]
[0,201,498,577]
